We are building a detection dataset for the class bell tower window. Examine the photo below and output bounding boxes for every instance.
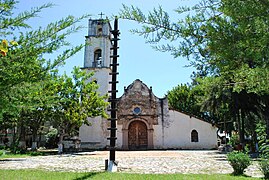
[94,49,102,67]
[97,23,103,36]
[98,28,102,35]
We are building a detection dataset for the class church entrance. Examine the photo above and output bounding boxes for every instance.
[128,120,148,150]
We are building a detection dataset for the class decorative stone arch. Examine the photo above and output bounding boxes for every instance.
[122,118,154,150]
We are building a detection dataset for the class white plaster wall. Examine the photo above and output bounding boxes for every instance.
[85,68,111,96]
[79,116,109,149]
[157,110,218,149]
[153,124,165,149]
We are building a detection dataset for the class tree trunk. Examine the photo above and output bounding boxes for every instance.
[18,123,26,149]
[58,129,65,154]
[11,126,16,146]
[237,111,242,142]
[31,129,38,150]
[241,110,245,149]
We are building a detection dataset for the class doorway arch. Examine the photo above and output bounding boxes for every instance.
[128,120,148,150]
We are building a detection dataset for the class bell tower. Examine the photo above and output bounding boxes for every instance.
[79,18,112,149]
[82,18,112,95]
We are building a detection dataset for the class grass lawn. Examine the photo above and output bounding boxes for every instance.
[0,153,29,159]
[0,169,261,180]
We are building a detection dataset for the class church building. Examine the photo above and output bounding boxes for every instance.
[79,18,218,150]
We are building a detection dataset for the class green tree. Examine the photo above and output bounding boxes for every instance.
[0,0,89,121]
[18,78,60,150]
[49,67,108,146]
[119,0,269,141]
[0,1,111,152]
[167,83,207,120]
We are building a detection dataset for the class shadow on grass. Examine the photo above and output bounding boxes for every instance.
[0,158,26,162]
[230,173,252,178]
[73,171,104,180]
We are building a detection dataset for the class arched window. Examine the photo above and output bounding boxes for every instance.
[191,130,199,142]
[94,49,102,67]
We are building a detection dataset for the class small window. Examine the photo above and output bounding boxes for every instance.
[133,107,141,115]
[97,25,102,36]
[97,28,102,36]
[191,130,199,142]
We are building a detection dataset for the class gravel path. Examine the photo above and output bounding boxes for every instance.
[0,150,263,177]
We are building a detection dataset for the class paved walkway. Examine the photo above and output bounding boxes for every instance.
[0,150,263,177]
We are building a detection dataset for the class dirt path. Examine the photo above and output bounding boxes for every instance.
[0,150,263,177]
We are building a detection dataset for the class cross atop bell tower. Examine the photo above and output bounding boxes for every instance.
[98,12,105,19]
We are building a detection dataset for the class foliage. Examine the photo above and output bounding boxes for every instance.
[45,128,58,149]
[119,0,269,142]
[9,141,26,154]
[0,0,110,151]
[27,151,44,156]
[227,151,251,175]
[0,170,260,180]
[256,123,269,179]
[256,122,269,156]
[167,84,201,114]
[49,67,109,144]
[259,156,269,180]
[0,153,29,159]
[167,83,215,123]
[0,150,4,156]
[228,133,240,147]
[0,0,90,122]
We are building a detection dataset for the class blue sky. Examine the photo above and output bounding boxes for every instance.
[16,0,196,97]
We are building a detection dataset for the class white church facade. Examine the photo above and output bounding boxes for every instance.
[79,18,218,150]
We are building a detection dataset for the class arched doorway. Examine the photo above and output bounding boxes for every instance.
[128,121,148,150]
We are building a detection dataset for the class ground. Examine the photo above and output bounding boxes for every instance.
[0,150,263,177]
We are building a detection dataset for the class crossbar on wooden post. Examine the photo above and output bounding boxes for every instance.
[106,17,119,172]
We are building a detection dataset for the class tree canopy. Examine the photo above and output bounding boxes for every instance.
[0,0,108,150]
[119,0,269,144]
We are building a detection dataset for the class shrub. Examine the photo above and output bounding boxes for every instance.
[9,144,26,154]
[27,151,44,156]
[259,155,269,180]
[45,128,58,149]
[0,150,3,156]
[228,134,240,148]
[227,151,251,175]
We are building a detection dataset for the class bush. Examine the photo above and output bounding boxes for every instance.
[45,128,58,149]
[259,156,269,179]
[229,134,240,148]
[227,151,251,175]
[9,144,26,154]
[0,150,4,156]
[27,151,43,156]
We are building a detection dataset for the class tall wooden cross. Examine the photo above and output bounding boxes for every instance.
[98,12,105,19]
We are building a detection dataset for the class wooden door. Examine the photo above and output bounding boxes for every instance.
[128,121,148,150]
